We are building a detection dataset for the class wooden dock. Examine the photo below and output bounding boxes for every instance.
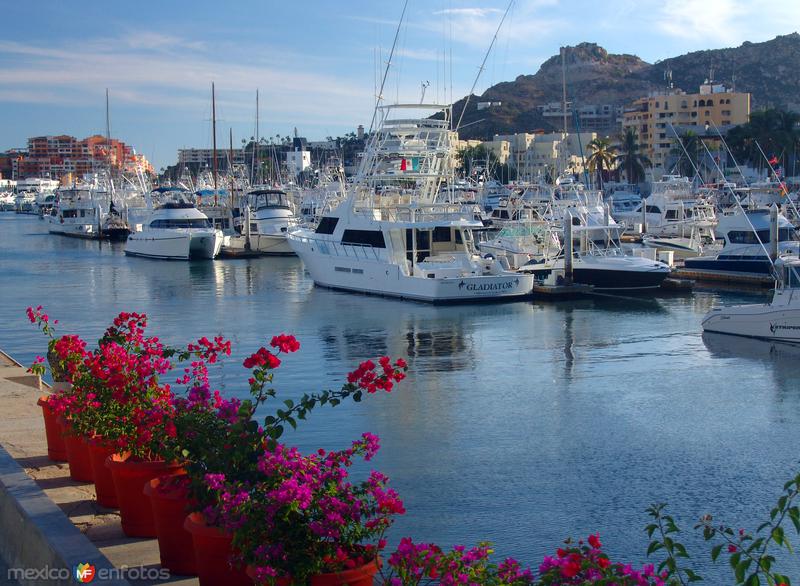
[532,282,595,298]
[672,268,774,288]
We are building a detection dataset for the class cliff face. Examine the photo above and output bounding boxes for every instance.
[454,34,800,139]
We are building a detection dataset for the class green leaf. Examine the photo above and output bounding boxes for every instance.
[711,544,723,562]
[729,552,741,570]
[684,568,703,582]
[283,399,294,409]
[734,558,751,583]
[772,526,785,546]
[647,541,663,555]
[645,523,658,538]
[744,572,759,586]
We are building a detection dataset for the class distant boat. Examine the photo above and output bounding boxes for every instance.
[124,197,222,260]
[684,208,800,275]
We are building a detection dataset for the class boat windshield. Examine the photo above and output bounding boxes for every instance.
[150,218,212,229]
[727,228,797,244]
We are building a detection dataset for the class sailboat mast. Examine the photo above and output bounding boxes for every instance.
[255,89,260,185]
[561,48,568,135]
[212,82,218,203]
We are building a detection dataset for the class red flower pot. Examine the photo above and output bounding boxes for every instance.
[37,396,67,461]
[105,453,182,538]
[246,565,291,586]
[310,560,380,586]
[144,474,196,575]
[87,438,118,508]
[183,512,250,586]
[58,418,93,482]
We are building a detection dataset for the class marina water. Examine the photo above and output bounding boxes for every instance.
[2,212,800,580]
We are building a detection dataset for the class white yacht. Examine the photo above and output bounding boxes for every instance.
[124,200,222,260]
[287,103,534,303]
[684,208,799,275]
[48,187,103,238]
[702,259,800,342]
[616,175,717,240]
[241,188,297,255]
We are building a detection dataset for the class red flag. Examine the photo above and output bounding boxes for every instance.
[400,158,407,171]
[768,155,779,166]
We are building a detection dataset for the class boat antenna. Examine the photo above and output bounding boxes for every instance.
[456,0,514,132]
[367,0,409,136]
[212,82,218,205]
[253,89,260,186]
[698,138,781,278]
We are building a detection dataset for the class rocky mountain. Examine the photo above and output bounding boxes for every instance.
[453,33,800,140]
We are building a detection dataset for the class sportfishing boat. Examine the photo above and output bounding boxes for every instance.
[702,258,800,342]
[615,175,717,240]
[124,197,222,260]
[287,103,534,302]
[48,187,103,239]
[684,208,799,275]
[245,188,297,254]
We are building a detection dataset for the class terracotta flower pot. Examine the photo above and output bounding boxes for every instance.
[309,560,380,586]
[245,565,291,586]
[144,474,196,575]
[183,512,250,586]
[58,418,93,482]
[105,453,182,538]
[37,396,67,462]
[87,438,118,508]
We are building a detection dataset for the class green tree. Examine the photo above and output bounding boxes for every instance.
[615,128,651,185]
[586,137,617,189]
[727,108,800,173]
[670,131,702,179]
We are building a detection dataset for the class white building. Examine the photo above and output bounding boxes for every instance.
[286,149,311,177]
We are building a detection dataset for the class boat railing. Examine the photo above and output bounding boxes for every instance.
[291,234,381,261]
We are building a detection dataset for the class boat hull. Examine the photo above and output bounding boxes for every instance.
[523,255,670,291]
[702,303,800,342]
[124,230,221,260]
[290,240,533,303]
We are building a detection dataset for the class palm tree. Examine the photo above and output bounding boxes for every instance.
[668,131,701,179]
[586,137,617,189]
[615,128,651,185]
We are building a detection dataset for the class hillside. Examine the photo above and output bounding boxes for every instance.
[454,33,800,140]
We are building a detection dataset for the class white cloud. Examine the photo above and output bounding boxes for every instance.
[0,34,373,124]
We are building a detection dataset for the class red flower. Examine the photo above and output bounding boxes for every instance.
[598,557,611,569]
[561,560,581,578]
[588,533,601,549]
[728,544,737,553]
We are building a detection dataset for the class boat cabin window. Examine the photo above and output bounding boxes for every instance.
[63,210,77,218]
[433,227,452,242]
[727,228,796,244]
[253,192,288,209]
[341,229,385,248]
[315,217,339,234]
[150,218,213,229]
[645,206,661,214]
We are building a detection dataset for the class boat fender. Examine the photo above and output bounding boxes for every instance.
[483,253,495,260]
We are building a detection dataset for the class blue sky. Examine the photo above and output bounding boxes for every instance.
[1,0,797,170]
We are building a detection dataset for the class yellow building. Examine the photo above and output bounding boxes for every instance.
[622,83,750,175]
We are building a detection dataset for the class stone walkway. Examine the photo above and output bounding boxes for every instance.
[0,351,196,585]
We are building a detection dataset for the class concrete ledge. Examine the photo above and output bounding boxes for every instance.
[0,444,129,586]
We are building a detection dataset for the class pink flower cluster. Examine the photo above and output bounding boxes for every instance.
[537,535,666,585]
[347,356,407,393]
[386,538,532,586]
[209,433,404,582]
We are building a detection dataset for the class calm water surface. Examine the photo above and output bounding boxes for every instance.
[2,212,800,580]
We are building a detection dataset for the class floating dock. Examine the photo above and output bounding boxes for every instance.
[532,282,595,298]
[672,268,774,288]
